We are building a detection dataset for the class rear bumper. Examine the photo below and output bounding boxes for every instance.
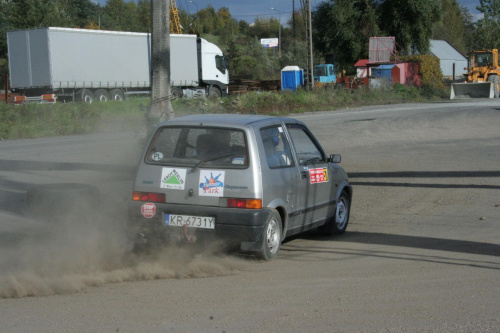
[128,202,272,251]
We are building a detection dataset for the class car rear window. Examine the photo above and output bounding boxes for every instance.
[145,126,248,168]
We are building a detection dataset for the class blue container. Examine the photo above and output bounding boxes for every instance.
[372,64,395,83]
[281,66,304,92]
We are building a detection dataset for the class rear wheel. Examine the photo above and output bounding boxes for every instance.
[94,89,110,102]
[318,191,350,235]
[171,87,183,99]
[487,75,499,98]
[77,89,94,103]
[257,210,282,260]
[110,89,125,101]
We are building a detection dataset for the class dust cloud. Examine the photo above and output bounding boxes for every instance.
[0,190,247,299]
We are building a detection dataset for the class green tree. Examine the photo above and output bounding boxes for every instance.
[226,38,241,75]
[8,0,70,29]
[474,0,500,49]
[197,6,217,34]
[238,37,276,79]
[0,0,11,59]
[377,0,441,54]
[461,7,476,53]
[313,0,379,70]
[136,0,151,32]
[101,0,139,31]
[432,0,466,54]
[59,0,100,28]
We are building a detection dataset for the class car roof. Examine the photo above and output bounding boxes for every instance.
[157,114,301,128]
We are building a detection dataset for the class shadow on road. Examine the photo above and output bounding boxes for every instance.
[281,231,500,270]
[349,170,500,189]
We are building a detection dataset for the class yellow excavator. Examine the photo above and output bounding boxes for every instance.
[170,0,182,34]
[450,49,500,99]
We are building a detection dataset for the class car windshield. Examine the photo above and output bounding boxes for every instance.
[145,126,248,168]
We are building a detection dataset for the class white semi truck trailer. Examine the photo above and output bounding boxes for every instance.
[7,27,229,103]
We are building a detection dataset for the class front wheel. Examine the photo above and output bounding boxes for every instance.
[318,191,350,235]
[208,86,221,98]
[257,210,282,260]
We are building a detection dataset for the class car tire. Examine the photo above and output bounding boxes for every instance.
[318,191,350,236]
[257,209,282,260]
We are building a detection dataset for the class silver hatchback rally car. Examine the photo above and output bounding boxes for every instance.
[128,114,352,260]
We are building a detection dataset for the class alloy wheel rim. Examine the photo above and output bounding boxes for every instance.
[267,218,280,254]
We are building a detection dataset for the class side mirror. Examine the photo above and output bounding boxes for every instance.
[329,154,341,163]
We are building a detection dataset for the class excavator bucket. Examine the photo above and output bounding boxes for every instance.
[450,82,494,99]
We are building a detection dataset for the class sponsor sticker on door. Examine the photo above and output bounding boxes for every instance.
[309,168,328,184]
[199,170,225,196]
[161,168,186,190]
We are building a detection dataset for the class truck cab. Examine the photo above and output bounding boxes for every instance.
[314,64,336,87]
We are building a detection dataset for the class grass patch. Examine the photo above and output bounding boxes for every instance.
[0,86,447,140]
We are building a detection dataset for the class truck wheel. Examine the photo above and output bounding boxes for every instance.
[318,192,350,236]
[110,89,125,101]
[77,89,94,103]
[208,86,221,98]
[257,210,282,260]
[487,75,499,98]
[171,87,183,99]
[94,89,110,102]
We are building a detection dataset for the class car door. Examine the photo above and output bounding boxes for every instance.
[286,123,336,226]
[259,125,302,229]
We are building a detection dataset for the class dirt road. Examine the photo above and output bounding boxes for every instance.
[0,100,499,332]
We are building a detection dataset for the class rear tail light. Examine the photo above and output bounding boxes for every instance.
[227,198,262,209]
[132,191,166,203]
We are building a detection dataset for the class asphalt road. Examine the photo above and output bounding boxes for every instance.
[0,100,499,332]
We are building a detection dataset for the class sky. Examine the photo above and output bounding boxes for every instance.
[94,0,483,23]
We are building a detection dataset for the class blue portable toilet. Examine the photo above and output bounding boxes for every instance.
[281,66,304,92]
[372,64,395,83]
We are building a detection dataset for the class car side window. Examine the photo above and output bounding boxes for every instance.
[260,126,294,168]
[287,125,325,165]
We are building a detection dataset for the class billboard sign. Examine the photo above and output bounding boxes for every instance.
[261,38,279,48]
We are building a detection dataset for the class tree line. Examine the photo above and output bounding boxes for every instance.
[1,0,499,81]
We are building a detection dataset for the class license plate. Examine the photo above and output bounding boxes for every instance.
[164,214,215,229]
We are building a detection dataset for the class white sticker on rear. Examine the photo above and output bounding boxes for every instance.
[161,168,187,190]
[151,152,163,161]
[199,170,225,197]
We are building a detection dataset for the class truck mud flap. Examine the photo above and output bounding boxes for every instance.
[450,82,493,99]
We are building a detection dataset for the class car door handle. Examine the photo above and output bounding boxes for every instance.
[300,171,308,178]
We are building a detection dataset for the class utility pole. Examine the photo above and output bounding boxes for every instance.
[293,0,296,60]
[300,0,314,90]
[148,0,174,131]
[271,8,281,57]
